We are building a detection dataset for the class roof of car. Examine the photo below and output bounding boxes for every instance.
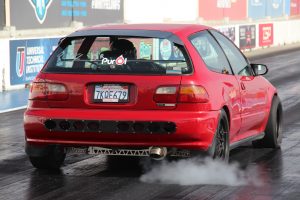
[78,23,210,35]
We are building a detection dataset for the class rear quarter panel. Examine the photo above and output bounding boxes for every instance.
[178,32,242,142]
[176,29,278,142]
[257,76,278,133]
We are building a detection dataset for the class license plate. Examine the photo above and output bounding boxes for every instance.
[94,84,129,103]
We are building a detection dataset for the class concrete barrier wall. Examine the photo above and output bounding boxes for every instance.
[274,20,300,45]
[216,19,300,51]
[0,39,9,92]
[1,19,300,91]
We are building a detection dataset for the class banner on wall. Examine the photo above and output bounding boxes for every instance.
[239,25,256,50]
[266,0,284,18]
[218,26,236,43]
[10,0,124,29]
[291,0,300,15]
[259,24,274,47]
[248,0,285,19]
[248,0,267,20]
[217,0,231,8]
[199,0,246,20]
[285,0,291,16]
[10,38,60,85]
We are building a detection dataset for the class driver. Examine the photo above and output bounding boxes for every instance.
[110,39,137,59]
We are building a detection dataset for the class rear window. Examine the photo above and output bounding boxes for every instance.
[44,36,192,75]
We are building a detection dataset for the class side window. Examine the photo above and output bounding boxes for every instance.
[210,30,253,76]
[189,31,232,75]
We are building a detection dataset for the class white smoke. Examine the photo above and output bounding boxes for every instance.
[140,157,262,186]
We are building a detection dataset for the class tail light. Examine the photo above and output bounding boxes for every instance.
[47,83,68,100]
[29,82,47,100]
[29,82,68,101]
[154,85,209,104]
[179,85,209,103]
[154,86,178,103]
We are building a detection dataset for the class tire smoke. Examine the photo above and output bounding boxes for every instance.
[140,157,261,186]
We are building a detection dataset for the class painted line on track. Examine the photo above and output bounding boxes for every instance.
[0,106,27,114]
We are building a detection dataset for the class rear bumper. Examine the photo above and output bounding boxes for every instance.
[24,108,220,151]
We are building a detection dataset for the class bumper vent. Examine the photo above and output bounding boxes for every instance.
[44,119,176,134]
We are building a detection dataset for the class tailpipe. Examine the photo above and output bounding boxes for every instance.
[149,147,168,160]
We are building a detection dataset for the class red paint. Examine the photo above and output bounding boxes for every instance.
[24,24,277,152]
[199,0,247,20]
[259,23,274,47]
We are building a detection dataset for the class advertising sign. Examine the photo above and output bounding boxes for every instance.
[248,0,267,20]
[285,0,291,16]
[199,0,246,20]
[291,0,300,15]
[218,26,236,43]
[239,25,256,50]
[248,0,285,19]
[259,24,274,47]
[217,0,231,8]
[266,0,284,18]
[10,0,124,29]
[10,38,59,85]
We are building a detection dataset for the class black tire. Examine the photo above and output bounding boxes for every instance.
[29,146,66,170]
[209,109,230,162]
[252,96,283,148]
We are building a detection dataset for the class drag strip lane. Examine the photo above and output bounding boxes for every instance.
[1,49,300,199]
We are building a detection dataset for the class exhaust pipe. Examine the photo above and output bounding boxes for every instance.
[149,147,168,160]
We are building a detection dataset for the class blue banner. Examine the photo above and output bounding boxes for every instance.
[248,0,267,20]
[248,0,286,19]
[267,0,284,17]
[10,38,59,85]
[285,0,291,16]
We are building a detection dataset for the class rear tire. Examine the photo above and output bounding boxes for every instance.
[29,146,66,170]
[209,109,230,162]
[252,96,283,148]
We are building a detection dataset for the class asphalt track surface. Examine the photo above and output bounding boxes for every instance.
[1,49,300,200]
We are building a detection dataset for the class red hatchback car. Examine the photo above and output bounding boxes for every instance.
[24,24,282,169]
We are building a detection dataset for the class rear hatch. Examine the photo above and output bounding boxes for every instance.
[43,73,182,110]
[40,33,193,110]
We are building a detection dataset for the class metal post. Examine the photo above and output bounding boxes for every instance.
[71,0,74,22]
[5,0,10,27]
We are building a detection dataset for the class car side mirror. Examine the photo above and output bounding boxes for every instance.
[251,64,268,76]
